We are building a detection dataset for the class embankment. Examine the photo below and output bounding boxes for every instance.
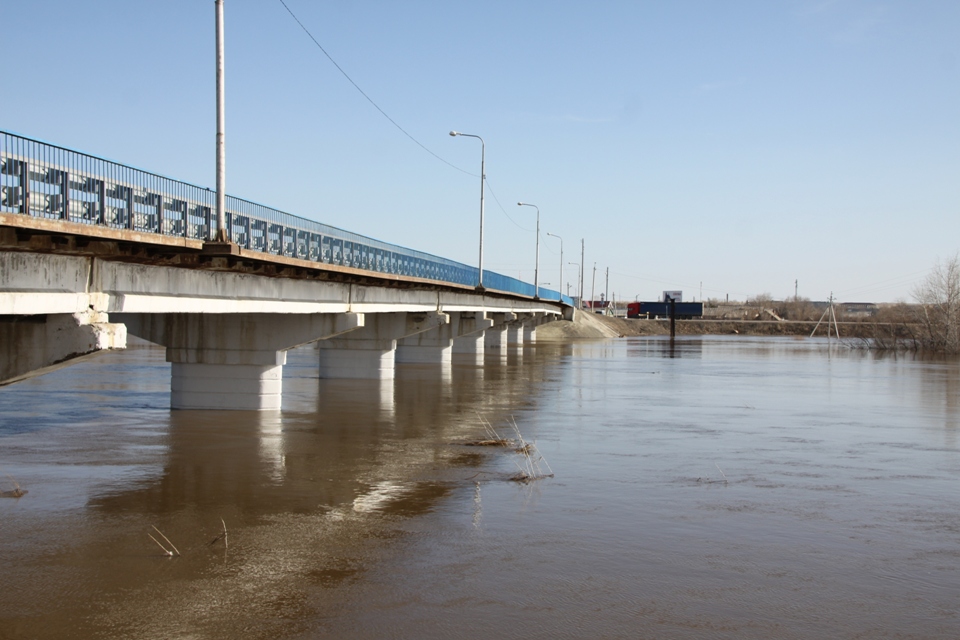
[538,311,884,340]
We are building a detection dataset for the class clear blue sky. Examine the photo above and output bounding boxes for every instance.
[5,0,958,302]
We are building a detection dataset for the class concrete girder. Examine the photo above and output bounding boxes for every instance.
[0,311,127,386]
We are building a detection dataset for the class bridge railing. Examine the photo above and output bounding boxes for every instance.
[0,131,572,304]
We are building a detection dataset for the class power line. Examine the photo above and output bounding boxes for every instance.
[277,0,474,176]
[483,178,534,232]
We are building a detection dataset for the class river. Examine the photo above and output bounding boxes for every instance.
[1,336,959,639]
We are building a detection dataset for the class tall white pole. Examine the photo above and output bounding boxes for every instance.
[478,140,485,289]
[605,267,609,305]
[591,262,596,307]
[547,232,563,302]
[518,203,540,298]
[215,0,227,242]
[580,239,585,309]
[450,131,485,289]
[534,209,539,298]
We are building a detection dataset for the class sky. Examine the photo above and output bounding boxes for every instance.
[4,0,958,303]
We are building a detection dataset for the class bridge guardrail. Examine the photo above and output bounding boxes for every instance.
[1,130,572,305]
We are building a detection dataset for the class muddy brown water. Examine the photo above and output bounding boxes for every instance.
[1,336,959,639]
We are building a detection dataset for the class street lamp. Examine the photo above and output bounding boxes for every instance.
[450,131,485,290]
[546,232,563,302]
[214,0,227,242]
[568,261,581,301]
[517,202,540,299]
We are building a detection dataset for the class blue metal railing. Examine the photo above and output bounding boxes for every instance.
[0,130,572,305]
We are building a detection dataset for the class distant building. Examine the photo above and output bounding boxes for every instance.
[839,302,879,317]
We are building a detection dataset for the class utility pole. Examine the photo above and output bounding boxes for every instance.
[795,279,798,300]
[591,262,597,308]
[580,239,585,309]
[605,267,609,306]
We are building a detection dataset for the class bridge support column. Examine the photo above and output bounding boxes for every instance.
[117,312,362,410]
[171,360,284,411]
[507,313,536,349]
[398,311,494,365]
[452,334,484,364]
[318,312,447,379]
[0,310,127,386]
[522,312,547,344]
[396,332,453,365]
[483,312,516,358]
[450,312,496,365]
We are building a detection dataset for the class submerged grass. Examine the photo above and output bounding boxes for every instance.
[462,415,555,483]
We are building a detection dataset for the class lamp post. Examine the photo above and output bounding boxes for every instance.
[449,131,485,290]
[568,261,581,302]
[517,202,540,299]
[546,232,563,302]
[214,0,227,242]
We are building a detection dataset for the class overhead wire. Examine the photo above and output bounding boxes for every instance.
[277,0,474,177]
[484,178,534,232]
[279,0,546,240]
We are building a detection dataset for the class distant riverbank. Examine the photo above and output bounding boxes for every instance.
[537,310,883,340]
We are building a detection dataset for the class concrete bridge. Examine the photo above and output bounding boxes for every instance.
[0,131,571,410]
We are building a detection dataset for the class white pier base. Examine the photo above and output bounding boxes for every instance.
[318,343,398,379]
[484,325,508,357]
[171,362,283,411]
[452,334,485,365]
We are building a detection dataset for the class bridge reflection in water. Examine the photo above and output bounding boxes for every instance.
[0,338,568,638]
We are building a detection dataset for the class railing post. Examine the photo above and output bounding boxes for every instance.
[60,170,70,220]
[126,188,135,230]
[156,194,164,234]
[18,161,29,215]
[97,179,106,225]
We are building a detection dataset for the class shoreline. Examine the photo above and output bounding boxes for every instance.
[536,309,886,340]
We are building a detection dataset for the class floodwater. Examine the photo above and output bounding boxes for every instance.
[1,336,960,639]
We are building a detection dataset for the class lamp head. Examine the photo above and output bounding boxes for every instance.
[449,131,460,137]
[517,202,523,206]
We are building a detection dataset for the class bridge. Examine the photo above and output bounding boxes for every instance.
[0,131,572,410]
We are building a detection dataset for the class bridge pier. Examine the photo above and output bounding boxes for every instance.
[523,312,548,344]
[397,311,494,365]
[450,312,497,365]
[117,312,362,410]
[318,312,447,379]
[452,333,484,364]
[171,362,284,411]
[482,312,516,358]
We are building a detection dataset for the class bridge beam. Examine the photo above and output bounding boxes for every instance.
[0,310,127,386]
[318,312,447,379]
[117,312,362,410]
